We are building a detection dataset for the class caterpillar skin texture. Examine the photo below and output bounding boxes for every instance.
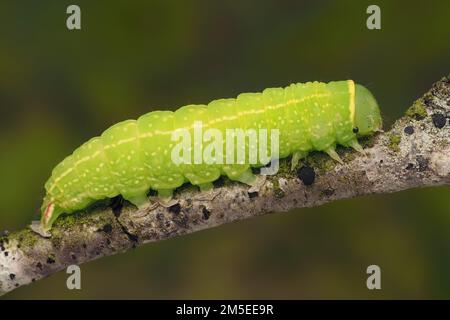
[40,80,381,231]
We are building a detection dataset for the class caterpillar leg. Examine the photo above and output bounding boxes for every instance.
[198,182,214,192]
[233,169,258,186]
[348,139,365,154]
[195,182,222,201]
[324,146,343,164]
[248,175,267,193]
[158,188,173,198]
[154,189,178,207]
[230,169,267,192]
[123,193,150,210]
[291,151,308,171]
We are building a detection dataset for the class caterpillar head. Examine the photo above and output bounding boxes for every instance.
[354,84,382,136]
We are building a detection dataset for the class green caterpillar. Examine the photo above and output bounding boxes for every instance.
[39,80,381,232]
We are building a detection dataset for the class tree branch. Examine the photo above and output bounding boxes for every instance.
[1,75,450,297]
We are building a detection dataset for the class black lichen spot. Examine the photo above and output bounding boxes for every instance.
[106,239,111,245]
[31,278,36,282]
[101,224,113,234]
[156,212,164,221]
[4,251,8,257]
[15,283,19,287]
[47,257,55,264]
[82,243,87,249]
[432,113,446,129]
[248,191,258,198]
[416,155,429,172]
[36,262,43,269]
[128,233,139,243]
[423,96,433,108]
[71,254,77,260]
[297,166,315,186]
[352,127,359,134]
[406,163,414,170]
[169,203,181,215]
[202,207,211,220]
[9,273,15,280]
[404,126,414,135]
[321,189,335,197]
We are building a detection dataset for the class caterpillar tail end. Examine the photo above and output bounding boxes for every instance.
[31,202,63,237]
[42,202,64,231]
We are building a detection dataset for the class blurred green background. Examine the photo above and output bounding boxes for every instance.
[1,0,450,299]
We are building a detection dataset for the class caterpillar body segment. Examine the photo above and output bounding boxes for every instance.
[40,80,382,232]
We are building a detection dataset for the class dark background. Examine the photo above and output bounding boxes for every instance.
[1,0,449,299]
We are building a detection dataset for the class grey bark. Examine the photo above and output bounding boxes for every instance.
[1,74,450,297]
